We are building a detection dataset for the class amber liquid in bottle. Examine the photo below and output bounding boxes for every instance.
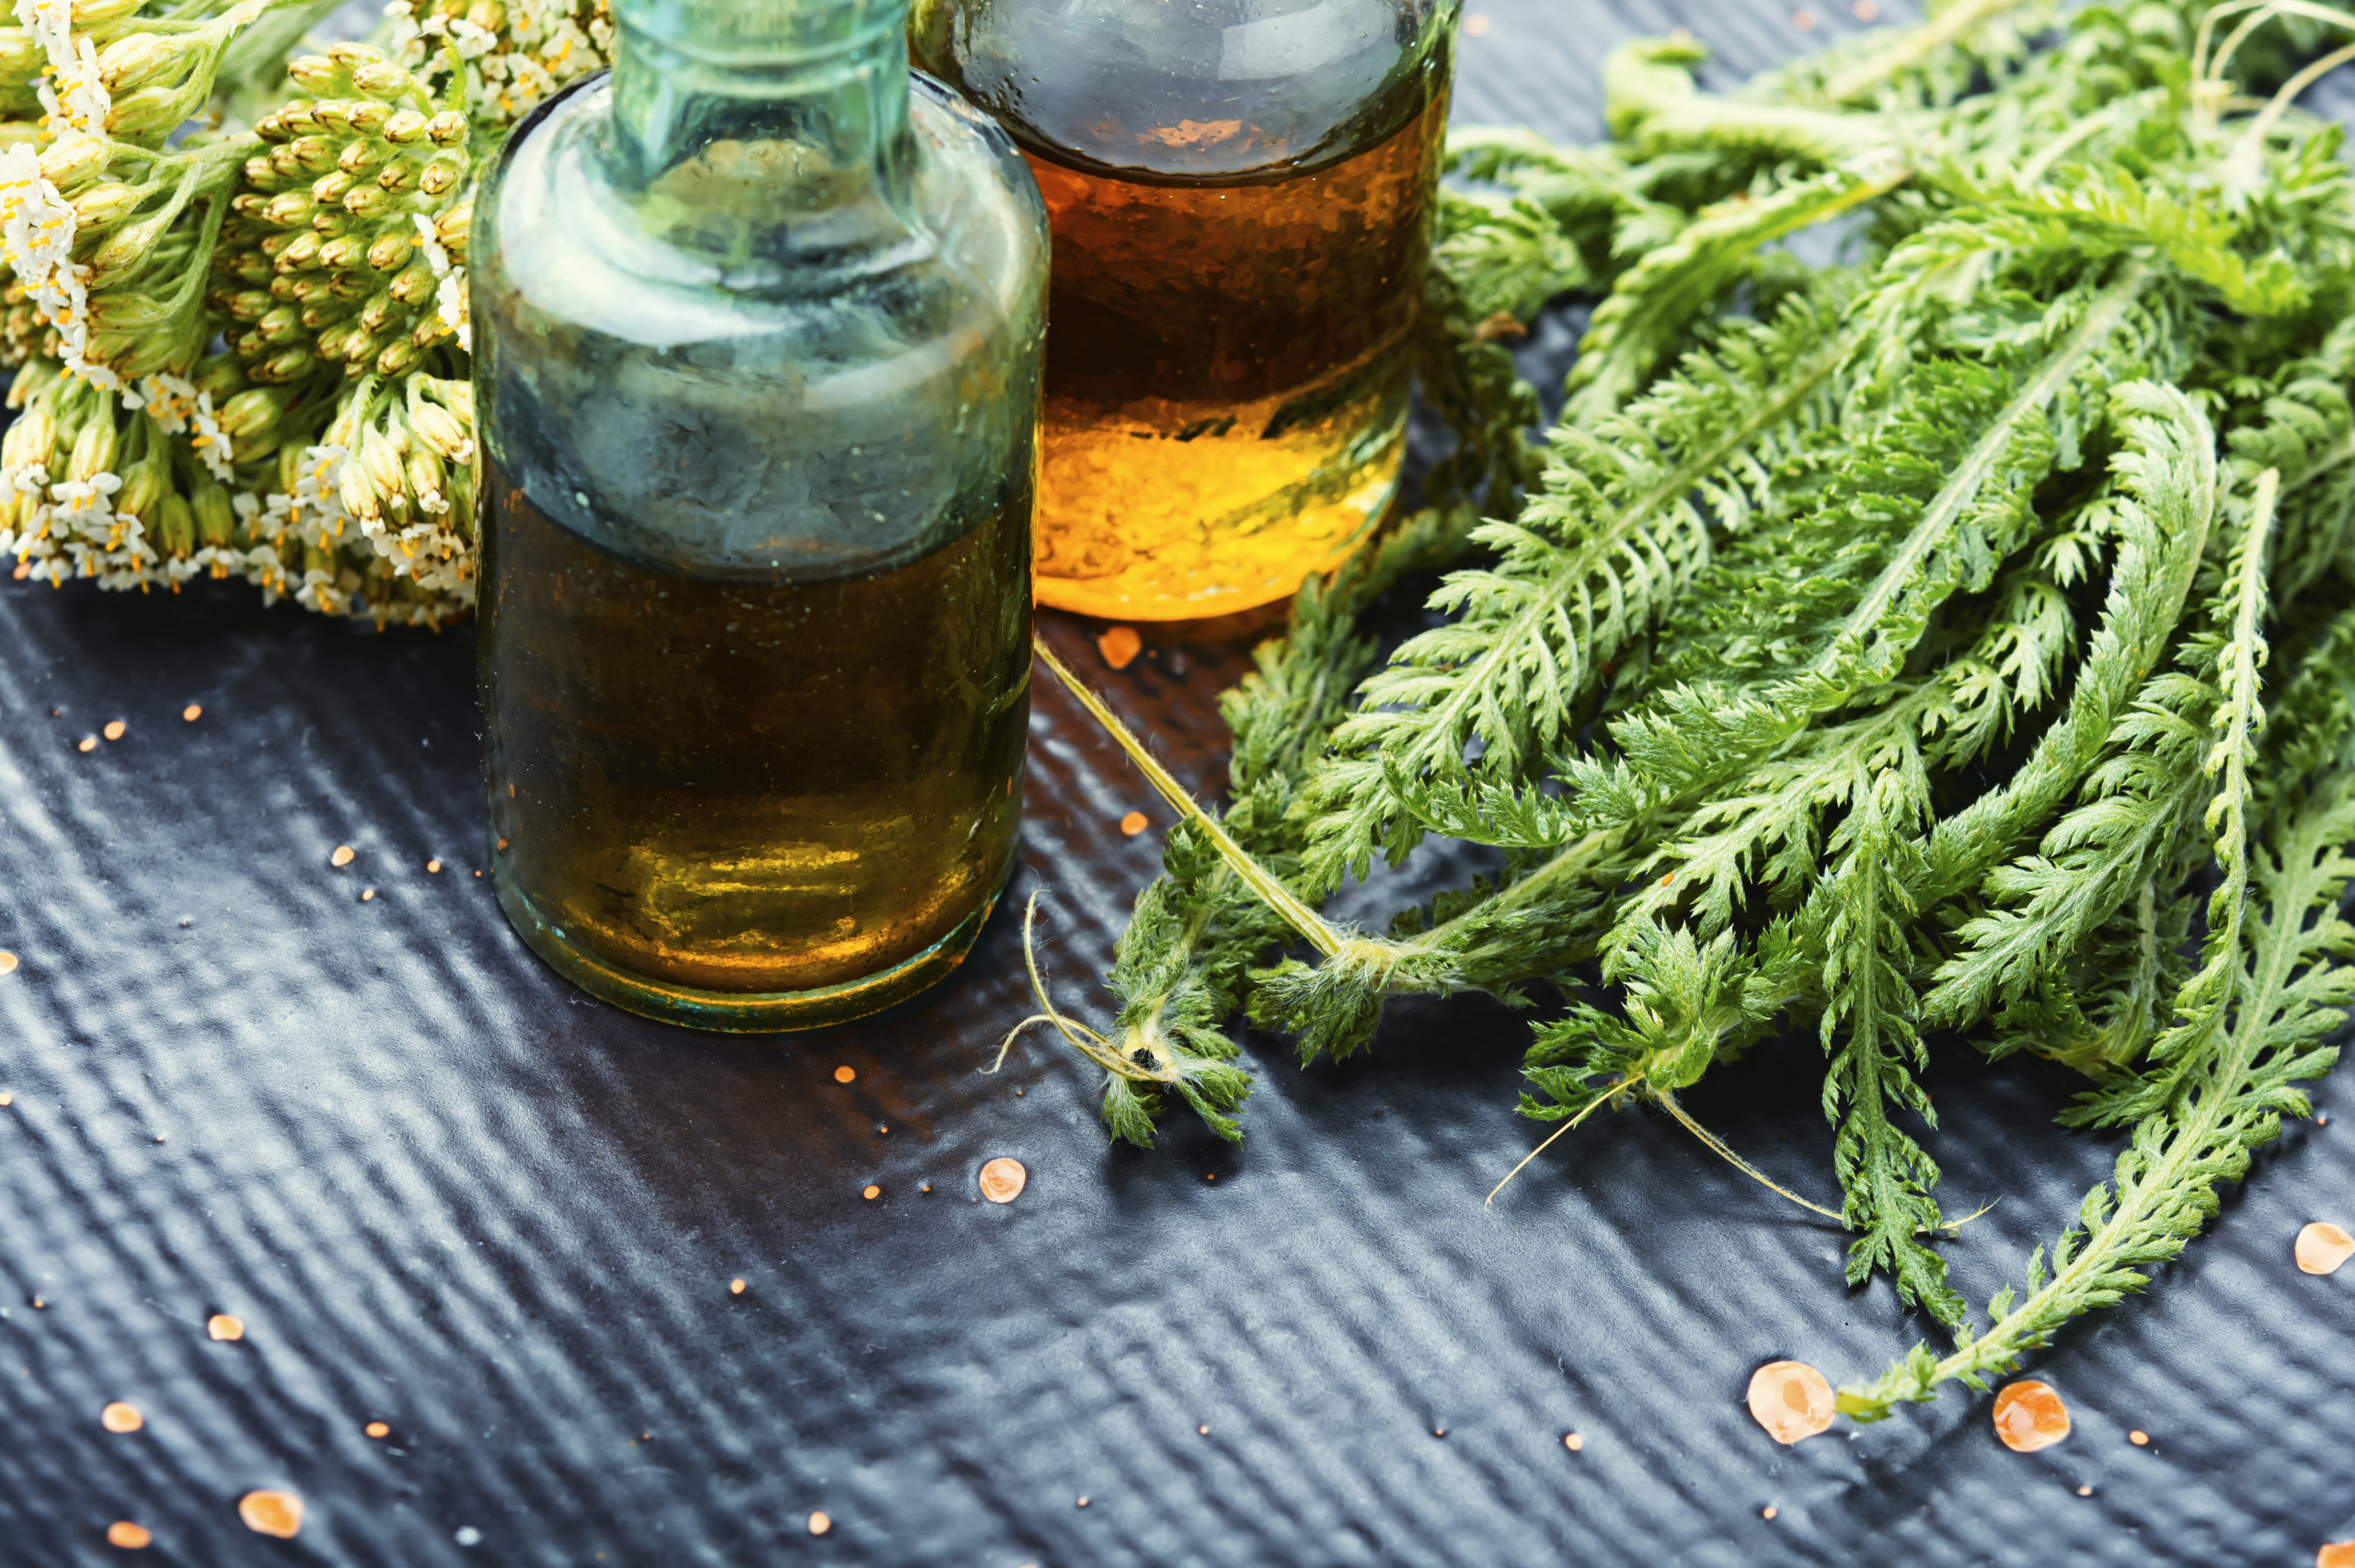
[1025,86,1447,620]
[479,463,1032,1003]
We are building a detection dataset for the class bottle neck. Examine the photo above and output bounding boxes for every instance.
[607,0,915,237]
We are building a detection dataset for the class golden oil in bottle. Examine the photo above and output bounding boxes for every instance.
[479,462,1032,1016]
[915,0,1456,621]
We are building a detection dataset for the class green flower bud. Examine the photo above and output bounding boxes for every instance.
[317,322,364,363]
[0,27,42,84]
[366,230,413,271]
[338,447,374,517]
[68,413,119,483]
[86,208,177,289]
[72,0,147,24]
[311,169,356,204]
[405,445,444,501]
[262,346,317,382]
[375,338,421,377]
[227,289,272,322]
[351,62,416,100]
[436,200,472,252]
[465,0,505,32]
[71,181,143,229]
[410,309,454,347]
[389,260,436,306]
[193,357,247,401]
[258,230,295,258]
[39,132,114,190]
[301,300,350,331]
[358,292,397,333]
[286,56,348,96]
[330,269,373,301]
[115,447,167,521]
[311,211,353,237]
[376,158,420,192]
[269,274,302,303]
[309,99,353,133]
[408,399,471,460]
[327,41,390,68]
[264,190,318,226]
[242,155,283,191]
[2,402,52,469]
[318,235,367,270]
[438,380,475,423]
[191,475,236,545]
[347,102,393,136]
[214,389,281,447]
[337,139,388,175]
[362,427,408,496]
[258,305,304,343]
[155,491,195,557]
[106,82,196,139]
[419,157,465,198]
[277,231,324,270]
[426,111,467,147]
[341,184,391,220]
[95,31,186,95]
[384,109,430,143]
[277,441,309,498]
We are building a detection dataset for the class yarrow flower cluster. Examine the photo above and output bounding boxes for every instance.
[385,0,612,126]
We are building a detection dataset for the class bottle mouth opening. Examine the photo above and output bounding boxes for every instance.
[615,0,910,69]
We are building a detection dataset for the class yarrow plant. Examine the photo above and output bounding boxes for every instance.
[1018,0,2355,1428]
[0,0,606,623]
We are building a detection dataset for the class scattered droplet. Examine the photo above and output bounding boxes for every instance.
[1463,10,1490,34]
[2319,1541,2355,1568]
[1763,1505,1779,1520]
[426,859,442,874]
[364,1422,389,1438]
[2296,1220,2354,1275]
[1747,1360,1835,1445]
[1993,1379,2072,1453]
[1432,1427,1446,1437]
[729,1278,746,1295]
[877,1124,889,1135]
[455,1526,481,1545]
[496,837,509,851]
[359,888,375,902]
[0,952,16,975]
[100,1402,144,1434]
[1565,1433,1583,1452]
[1097,625,1143,670]
[2129,1430,2150,1446]
[182,704,201,722]
[236,1490,303,1539]
[921,1184,932,1194]
[1853,0,1878,17]
[1199,1425,1210,1436]
[330,845,355,867]
[833,1065,856,1084]
[0,1092,11,1104]
[1792,6,1817,27]
[1075,1496,1089,1508]
[106,1520,151,1549]
[1120,810,1149,836]
[808,1511,832,1536]
[207,1314,244,1341]
[862,1185,881,1200]
[2076,1485,2094,1497]
[979,1157,1028,1204]
[103,720,125,740]
[77,735,97,752]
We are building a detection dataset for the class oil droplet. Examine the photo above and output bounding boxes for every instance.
[360,888,375,902]
[833,1065,856,1084]
[979,1157,1028,1203]
[77,735,97,752]
[1097,624,1143,670]
[207,1314,244,1341]
[100,1402,144,1433]
[364,1421,389,1438]
[1198,1425,1210,1436]
[106,1521,150,1549]
[237,1490,303,1539]
[921,1183,932,1194]
[0,1091,11,1104]
[330,845,355,867]
[862,1185,881,1200]
[807,1511,832,1536]
[1792,7,1818,28]
[2076,1485,2093,1497]
[1746,1360,1835,1446]
[0,952,16,974]
[1993,1379,2072,1453]
[1565,1433,1583,1452]
[1463,11,1489,35]
[877,1124,889,1135]
[2129,1430,2150,1446]
[729,1278,746,1295]
[2319,1540,2355,1568]
[1075,1496,1089,1508]
[427,859,442,874]
[2296,1220,2354,1275]
[1120,811,1149,836]
[103,720,125,740]
[182,704,201,722]
[1853,0,1878,17]
[1763,1505,1778,1520]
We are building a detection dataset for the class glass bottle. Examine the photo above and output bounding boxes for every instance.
[912,0,1457,622]
[473,0,1047,1031]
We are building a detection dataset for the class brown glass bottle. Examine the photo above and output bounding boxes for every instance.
[479,462,1032,1020]
[915,0,1456,621]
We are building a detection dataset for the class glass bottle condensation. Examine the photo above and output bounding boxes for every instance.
[913,0,1458,622]
[472,0,1048,1030]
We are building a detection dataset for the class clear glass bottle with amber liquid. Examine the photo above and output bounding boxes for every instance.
[913,0,1456,621]
[473,0,1047,1030]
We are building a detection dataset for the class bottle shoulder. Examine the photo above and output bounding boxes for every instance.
[911,0,1457,181]
[477,71,1047,355]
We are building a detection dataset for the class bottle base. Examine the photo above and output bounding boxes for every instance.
[492,863,1013,1034]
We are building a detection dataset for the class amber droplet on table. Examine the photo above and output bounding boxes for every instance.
[237,1490,303,1539]
[808,1511,832,1536]
[979,1157,1028,1204]
[99,1402,144,1433]
[1746,1360,1835,1445]
[103,719,125,740]
[1097,625,1143,670]
[2296,1220,2354,1275]
[833,1065,856,1084]
[0,951,17,975]
[181,704,201,722]
[330,845,355,867]
[105,1521,151,1549]
[1564,1433,1583,1452]
[76,735,96,752]
[207,1313,244,1341]
[364,1421,389,1438]
[862,1185,881,1200]
[1993,1379,2072,1453]
[2318,1539,2355,1568]
[729,1278,746,1296]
